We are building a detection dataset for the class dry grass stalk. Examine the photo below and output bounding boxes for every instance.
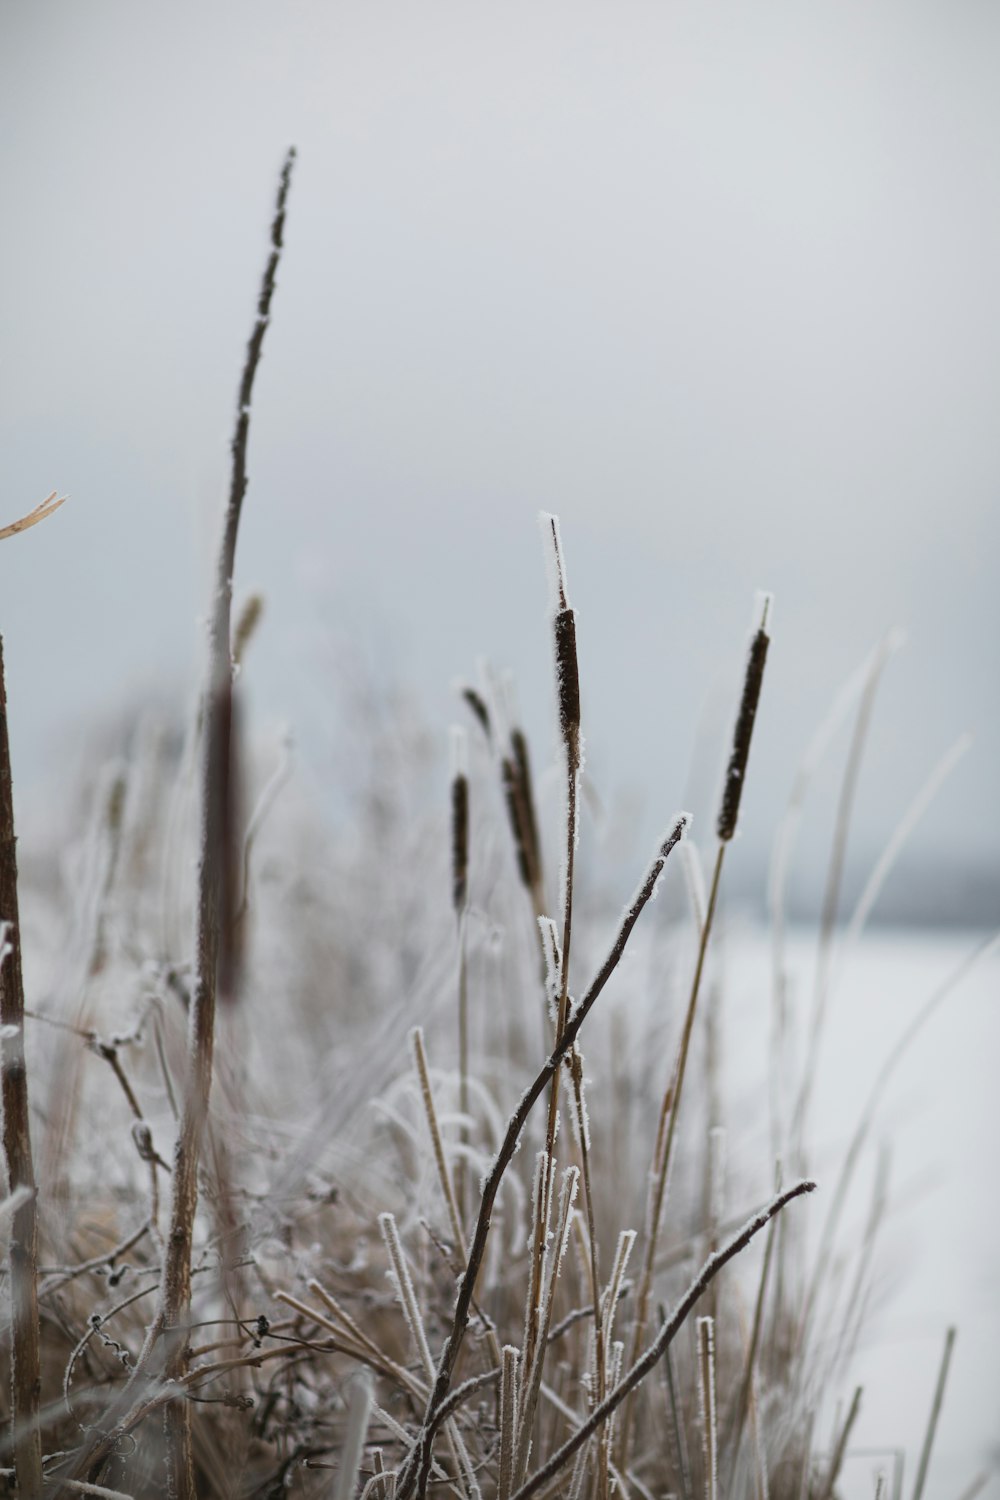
[910,1326,956,1500]
[623,594,771,1469]
[64,146,297,1498]
[0,639,43,1498]
[511,1181,815,1500]
[498,1346,520,1500]
[818,1385,862,1500]
[0,490,68,542]
[395,816,687,1500]
[697,1316,718,1500]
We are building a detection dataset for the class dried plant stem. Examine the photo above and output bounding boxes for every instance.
[511,1181,815,1500]
[498,1346,520,1500]
[790,638,890,1159]
[154,145,295,1500]
[531,710,579,1372]
[395,820,687,1500]
[65,147,296,1499]
[621,839,725,1467]
[0,489,68,541]
[911,1327,956,1500]
[412,1029,466,1257]
[0,639,43,1499]
[818,1386,863,1500]
[725,1161,782,1470]
[697,1317,718,1500]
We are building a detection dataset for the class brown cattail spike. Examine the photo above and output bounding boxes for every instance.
[451,776,469,914]
[450,726,470,913]
[717,595,772,843]
[502,756,535,891]
[461,685,492,743]
[232,592,264,668]
[554,608,581,768]
[510,727,542,891]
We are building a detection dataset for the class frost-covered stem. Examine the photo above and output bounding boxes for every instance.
[498,1347,520,1500]
[411,1029,466,1257]
[395,820,687,1500]
[725,1161,781,1474]
[513,1168,579,1488]
[531,516,582,1373]
[621,839,725,1469]
[697,1317,718,1500]
[911,1327,956,1500]
[511,1182,815,1500]
[568,1049,605,1454]
[663,1345,693,1500]
[0,639,43,1500]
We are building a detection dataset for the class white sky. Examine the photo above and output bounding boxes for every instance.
[1,0,998,913]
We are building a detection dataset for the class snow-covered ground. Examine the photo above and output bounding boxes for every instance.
[720,926,999,1500]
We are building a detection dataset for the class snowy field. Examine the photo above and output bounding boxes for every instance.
[719,925,999,1500]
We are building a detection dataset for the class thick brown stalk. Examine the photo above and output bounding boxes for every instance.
[395,817,687,1500]
[0,637,43,1499]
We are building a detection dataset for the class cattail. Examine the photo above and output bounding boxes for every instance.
[449,727,469,914]
[232,591,264,667]
[461,683,492,742]
[717,593,772,843]
[510,725,542,889]
[540,513,581,772]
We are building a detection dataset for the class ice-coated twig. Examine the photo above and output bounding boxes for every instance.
[380,1213,436,1378]
[498,1346,520,1500]
[697,1317,718,1500]
[511,1180,815,1500]
[394,818,688,1500]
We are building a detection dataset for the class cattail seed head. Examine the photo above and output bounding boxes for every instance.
[502,756,535,891]
[510,726,542,891]
[716,594,772,843]
[460,684,492,743]
[232,592,265,668]
[449,728,469,914]
[553,608,581,768]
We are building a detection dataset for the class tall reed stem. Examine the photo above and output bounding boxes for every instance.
[0,638,43,1500]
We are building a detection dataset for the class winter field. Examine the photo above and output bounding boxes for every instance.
[2,558,996,1497]
[4,20,1000,1487]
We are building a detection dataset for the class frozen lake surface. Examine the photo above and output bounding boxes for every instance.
[719,926,999,1500]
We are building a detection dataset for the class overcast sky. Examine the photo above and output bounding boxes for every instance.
[2,1,998,919]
